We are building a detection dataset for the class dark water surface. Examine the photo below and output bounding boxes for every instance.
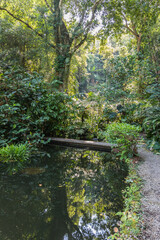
[0,146,128,240]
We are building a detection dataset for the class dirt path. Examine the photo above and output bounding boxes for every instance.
[138,147,160,240]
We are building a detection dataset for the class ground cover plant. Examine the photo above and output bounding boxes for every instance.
[109,160,142,240]
[0,144,30,174]
[105,123,142,239]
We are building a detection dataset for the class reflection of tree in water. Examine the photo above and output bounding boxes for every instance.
[0,146,128,240]
[66,150,128,239]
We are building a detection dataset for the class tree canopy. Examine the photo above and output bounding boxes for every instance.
[0,0,104,89]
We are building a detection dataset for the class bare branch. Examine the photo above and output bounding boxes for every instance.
[0,7,56,49]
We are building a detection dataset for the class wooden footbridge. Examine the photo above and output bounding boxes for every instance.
[47,137,113,152]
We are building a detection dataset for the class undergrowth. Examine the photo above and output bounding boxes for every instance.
[109,159,142,240]
[106,123,142,239]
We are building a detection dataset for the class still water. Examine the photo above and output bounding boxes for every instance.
[0,146,128,240]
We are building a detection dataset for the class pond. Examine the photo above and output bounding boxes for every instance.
[0,145,128,240]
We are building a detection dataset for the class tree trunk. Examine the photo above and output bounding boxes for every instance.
[54,51,72,91]
[0,0,102,91]
[53,0,73,91]
[20,44,26,68]
[137,33,142,53]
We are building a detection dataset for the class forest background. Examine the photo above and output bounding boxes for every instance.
[0,0,160,151]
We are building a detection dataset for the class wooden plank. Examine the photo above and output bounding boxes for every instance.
[46,137,113,152]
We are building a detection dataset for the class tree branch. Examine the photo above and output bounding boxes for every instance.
[72,35,88,53]
[121,12,139,38]
[0,7,56,49]
[124,24,139,38]
[85,0,102,31]
[72,10,85,40]
[44,0,55,15]
[72,0,102,52]
[131,20,139,37]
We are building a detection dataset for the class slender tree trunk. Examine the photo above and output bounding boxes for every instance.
[137,33,142,53]
[63,55,72,91]
[20,44,26,68]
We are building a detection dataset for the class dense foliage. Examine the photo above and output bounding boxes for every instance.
[0,0,159,151]
[105,123,141,159]
[0,62,74,146]
[0,1,159,239]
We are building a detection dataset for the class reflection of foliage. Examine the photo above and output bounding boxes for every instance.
[63,149,128,238]
[0,146,128,240]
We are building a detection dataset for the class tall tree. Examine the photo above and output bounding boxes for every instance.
[0,0,102,90]
[102,0,159,52]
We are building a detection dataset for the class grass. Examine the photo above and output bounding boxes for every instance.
[0,144,30,174]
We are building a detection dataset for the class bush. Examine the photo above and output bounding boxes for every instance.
[0,144,30,174]
[109,161,142,240]
[0,64,73,146]
[118,103,144,125]
[103,107,117,123]
[105,123,141,159]
[143,107,160,151]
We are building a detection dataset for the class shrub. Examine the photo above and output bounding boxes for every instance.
[105,123,141,159]
[118,103,144,125]
[143,107,160,151]
[0,64,73,146]
[103,107,117,123]
[109,160,142,240]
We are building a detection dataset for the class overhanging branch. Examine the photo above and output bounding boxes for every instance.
[72,35,88,53]
[72,11,85,40]
[0,7,56,49]
[121,12,139,38]
[85,0,102,30]
[72,0,102,52]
